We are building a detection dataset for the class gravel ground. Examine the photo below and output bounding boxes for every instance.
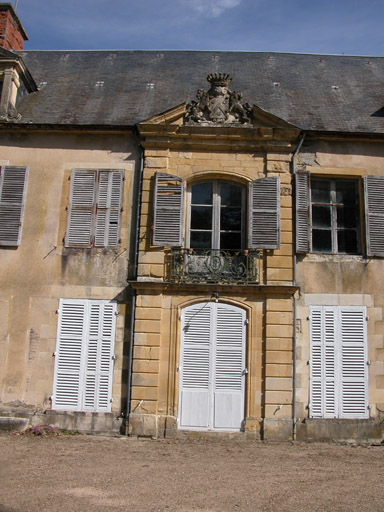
[0,433,383,512]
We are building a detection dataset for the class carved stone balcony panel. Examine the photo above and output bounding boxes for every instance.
[170,248,260,285]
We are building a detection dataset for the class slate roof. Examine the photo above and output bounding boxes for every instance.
[15,50,384,134]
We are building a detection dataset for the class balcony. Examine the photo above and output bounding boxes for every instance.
[170,248,260,285]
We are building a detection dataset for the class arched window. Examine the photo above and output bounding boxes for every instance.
[188,180,245,250]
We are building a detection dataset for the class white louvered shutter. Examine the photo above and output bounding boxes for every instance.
[94,170,123,247]
[65,170,96,247]
[153,172,185,246]
[309,307,323,417]
[248,177,280,249]
[323,308,337,418]
[295,171,310,253]
[310,307,337,418]
[0,166,28,246]
[340,307,368,418]
[179,303,211,429]
[213,304,245,430]
[364,175,384,257]
[84,301,116,412]
[53,300,87,410]
[53,299,117,412]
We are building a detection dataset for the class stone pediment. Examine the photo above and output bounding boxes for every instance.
[139,73,299,132]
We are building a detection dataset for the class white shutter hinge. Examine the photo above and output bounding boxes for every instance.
[366,360,371,366]
[366,316,369,321]
[367,404,371,410]
[242,368,248,375]
[114,311,119,316]
[53,352,56,357]
[50,395,53,401]
[112,355,117,360]
[245,319,249,325]
[110,398,113,403]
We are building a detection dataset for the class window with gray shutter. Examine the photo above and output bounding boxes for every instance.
[248,177,280,249]
[295,171,310,253]
[309,305,368,419]
[52,298,117,412]
[0,166,28,246]
[65,169,124,248]
[364,175,384,257]
[153,172,185,246]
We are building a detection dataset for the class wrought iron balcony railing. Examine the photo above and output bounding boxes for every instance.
[170,248,260,285]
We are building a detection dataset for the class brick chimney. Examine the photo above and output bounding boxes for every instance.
[0,3,28,51]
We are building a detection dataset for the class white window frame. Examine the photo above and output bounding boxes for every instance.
[186,179,246,250]
[309,177,361,254]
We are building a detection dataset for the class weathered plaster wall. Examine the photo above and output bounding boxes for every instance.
[0,131,138,422]
[296,139,384,423]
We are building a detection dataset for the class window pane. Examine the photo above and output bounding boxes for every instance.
[312,229,332,252]
[338,230,358,254]
[190,231,211,248]
[336,182,356,205]
[191,206,212,230]
[311,180,330,203]
[312,205,331,228]
[220,232,241,249]
[191,183,213,205]
[221,208,242,231]
[220,183,242,206]
[337,206,357,229]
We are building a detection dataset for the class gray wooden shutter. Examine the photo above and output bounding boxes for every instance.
[94,170,123,247]
[248,177,280,249]
[65,170,96,247]
[295,171,310,253]
[364,175,384,257]
[53,299,87,411]
[153,172,184,246]
[0,166,28,246]
[339,307,368,419]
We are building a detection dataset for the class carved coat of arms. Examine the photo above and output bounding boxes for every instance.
[185,73,252,125]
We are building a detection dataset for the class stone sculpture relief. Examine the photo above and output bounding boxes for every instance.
[185,73,252,125]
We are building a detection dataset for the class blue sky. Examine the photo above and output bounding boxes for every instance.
[15,0,384,55]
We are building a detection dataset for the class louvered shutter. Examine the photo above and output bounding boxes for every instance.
[53,299,86,411]
[65,170,96,247]
[248,177,280,249]
[94,170,123,247]
[323,308,337,418]
[0,166,28,246]
[153,172,184,246]
[53,299,116,412]
[84,301,116,412]
[340,307,368,418]
[295,171,310,253]
[310,307,337,418]
[179,302,211,429]
[213,304,245,430]
[309,307,323,418]
[364,175,384,257]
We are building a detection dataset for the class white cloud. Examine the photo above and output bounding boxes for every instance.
[185,0,242,18]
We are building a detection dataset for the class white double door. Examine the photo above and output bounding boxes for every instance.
[178,302,246,431]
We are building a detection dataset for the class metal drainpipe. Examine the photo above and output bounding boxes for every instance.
[291,133,305,440]
[125,129,144,434]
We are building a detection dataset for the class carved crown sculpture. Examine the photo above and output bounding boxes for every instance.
[185,73,252,125]
[207,73,232,87]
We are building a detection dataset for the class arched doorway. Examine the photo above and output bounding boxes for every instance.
[178,302,247,431]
